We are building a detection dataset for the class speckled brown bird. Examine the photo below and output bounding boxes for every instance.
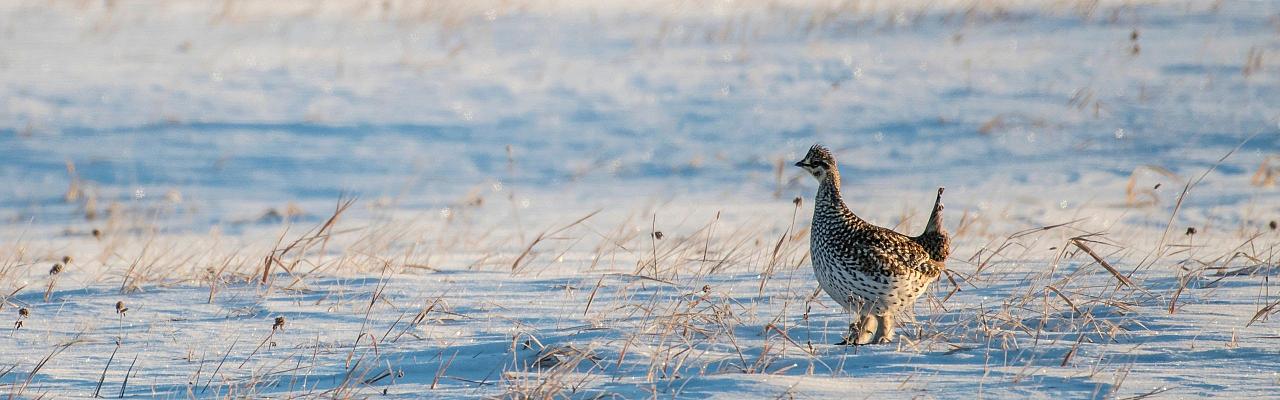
[794,144,948,345]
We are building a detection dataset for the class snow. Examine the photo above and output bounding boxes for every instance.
[2,0,1280,398]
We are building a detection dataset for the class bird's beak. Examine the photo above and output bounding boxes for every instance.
[793,161,808,168]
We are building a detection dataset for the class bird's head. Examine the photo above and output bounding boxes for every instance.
[794,144,837,181]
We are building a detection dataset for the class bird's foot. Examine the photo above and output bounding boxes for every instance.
[836,333,877,346]
[835,338,870,346]
[836,315,880,345]
[837,332,895,346]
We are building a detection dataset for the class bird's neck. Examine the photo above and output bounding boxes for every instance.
[816,172,842,207]
[815,170,863,227]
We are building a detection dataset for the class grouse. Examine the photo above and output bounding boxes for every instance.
[795,144,947,345]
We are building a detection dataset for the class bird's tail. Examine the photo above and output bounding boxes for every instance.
[923,187,945,234]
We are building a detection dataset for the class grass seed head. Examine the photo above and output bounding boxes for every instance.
[91,228,102,239]
[18,308,29,318]
[273,316,286,331]
[1186,227,1197,235]
[61,255,72,264]
[1270,220,1277,230]
[115,301,128,316]
[49,263,63,275]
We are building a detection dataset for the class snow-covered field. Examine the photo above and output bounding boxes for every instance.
[3,0,1280,398]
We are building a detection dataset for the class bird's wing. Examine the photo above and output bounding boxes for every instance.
[836,228,939,278]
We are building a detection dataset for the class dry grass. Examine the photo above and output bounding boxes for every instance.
[2,133,1276,399]
[1,168,1277,397]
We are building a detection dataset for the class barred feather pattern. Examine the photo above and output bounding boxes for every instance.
[806,154,943,319]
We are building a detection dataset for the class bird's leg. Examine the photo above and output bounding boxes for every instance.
[852,314,878,345]
[836,297,864,345]
[873,314,896,344]
[836,310,863,345]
